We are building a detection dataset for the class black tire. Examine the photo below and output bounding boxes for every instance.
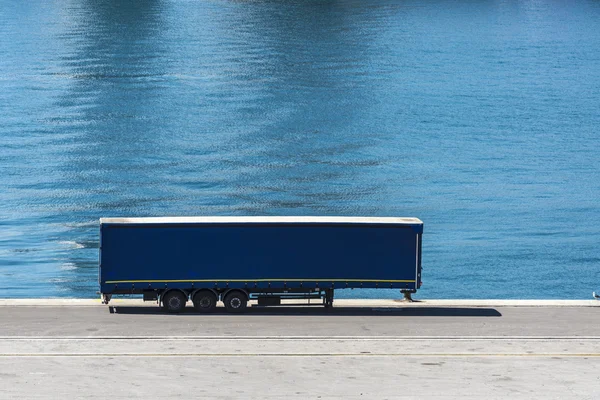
[223,291,248,313]
[192,290,218,313]
[162,291,187,313]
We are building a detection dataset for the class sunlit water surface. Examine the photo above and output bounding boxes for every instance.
[1,0,599,299]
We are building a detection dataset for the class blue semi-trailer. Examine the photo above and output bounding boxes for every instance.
[99,216,423,313]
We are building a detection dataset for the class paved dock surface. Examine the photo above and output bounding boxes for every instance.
[1,300,599,399]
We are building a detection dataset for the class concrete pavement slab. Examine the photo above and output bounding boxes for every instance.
[1,301,599,399]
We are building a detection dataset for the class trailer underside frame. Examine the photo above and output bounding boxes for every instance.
[102,287,341,312]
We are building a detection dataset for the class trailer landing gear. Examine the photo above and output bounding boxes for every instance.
[401,290,414,302]
[324,289,334,308]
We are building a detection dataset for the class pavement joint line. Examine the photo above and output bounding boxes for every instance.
[3,336,600,341]
[2,353,600,357]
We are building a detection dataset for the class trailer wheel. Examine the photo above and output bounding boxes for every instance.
[223,291,248,313]
[162,291,187,313]
[192,290,217,313]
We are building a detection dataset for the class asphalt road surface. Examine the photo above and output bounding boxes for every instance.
[1,300,599,399]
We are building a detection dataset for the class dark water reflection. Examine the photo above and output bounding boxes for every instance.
[1,0,599,298]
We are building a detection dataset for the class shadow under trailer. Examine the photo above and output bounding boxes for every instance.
[99,216,423,313]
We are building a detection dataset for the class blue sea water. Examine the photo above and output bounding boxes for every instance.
[1,0,599,299]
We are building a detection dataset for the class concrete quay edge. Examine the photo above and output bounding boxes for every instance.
[0,298,599,307]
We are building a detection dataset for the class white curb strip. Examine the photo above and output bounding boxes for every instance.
[0,299,598,307]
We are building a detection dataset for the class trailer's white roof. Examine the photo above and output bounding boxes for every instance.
[100,216,422,225]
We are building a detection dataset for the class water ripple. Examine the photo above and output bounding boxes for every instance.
[0,0,599,298]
